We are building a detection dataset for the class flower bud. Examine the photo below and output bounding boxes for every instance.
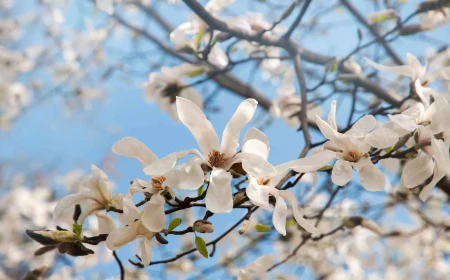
[193,220,214,233]
[233,191,246,206]
[239,220,252,235]
[26,230,78,245]
[343,216,383,235]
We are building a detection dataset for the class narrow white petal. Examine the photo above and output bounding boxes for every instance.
[331,159,353,186]
[143,149,197,176]
[388,114,418,132]
[96,212,116,234]
[205,168,233,213]
[279,190,319,234]
[142,194,166,232]
[431,138,450,175]
[105,222,139,250]
[328,100,337,131]
[176,97,220,155]
[401,155,434,189]
[364,57,413,77]
[180,87,203,110]
[53,193,86,223]
[221,99,258,158]
[315,114,338,140]
[272,194,287,236]
[419,165,446,201]
[112,137,158,168]
[365,127,399,148]
[354,158,386,191]
[287,150,336,173]
[242,138,269,160]
[140,239,153,267]
[178,158,205,190]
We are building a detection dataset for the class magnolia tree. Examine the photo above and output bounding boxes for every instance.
[2,0,450,279]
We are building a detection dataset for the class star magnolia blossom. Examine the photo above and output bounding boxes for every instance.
[389,91,450,200]
[112,137,204,232]
[53,165,121,225]
[144,97,275,214]
[365,53,450,88]
[143,64,204,122]
[316,101,398,190]
[270,67,322,128]
[106,195,156,267]
[237,254,275,280]
[243,127,335,235]
[169,0,234,50]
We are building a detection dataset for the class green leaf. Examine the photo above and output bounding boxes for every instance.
[197,185,204,197]
[329,61,338,73]
[254,224,271,232]
[286,219,296,227]
[194,29,205,50]
[370,13,397,24]
[73,224,83,239]
[195,236,209,258]
[168,218,182,232]
[186,68,206,78]
[383,147,393,153]
[318,165,333,171]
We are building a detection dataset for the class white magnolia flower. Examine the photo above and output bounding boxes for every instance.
[53,165,122,225]
[316,101,398,190]
[270,67,322,128]
[112,137,203,231]
[144,97,274,213]
[143,64,204,121]
[418,2,450,31]
[243,128,334,235]
[170,0,235,51]
[365,53,450,87]
[237,255,275,280]
[393,92,450,200]
[106,195,156,267]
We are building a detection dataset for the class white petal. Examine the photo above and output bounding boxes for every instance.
[221,99,258,158]
[143,149,197,176]
[142,194,166,232]
[77,204,103,225]
[364,57,413,77]
[272,194,287,236]
[432,103,450,134]
[96,212,116,234]
[431,138,450,175]
[246,179,270,209]
[354,158,386,191]
[315,114,338,140]
[176,97,220,155]
[279,190,319,234]
[331,159,353,186]
[205,168,233,213]
[346,115,376,137]
[401,155,434,189]
[241,153,276,177]
[53,193,86,223]
[105,222,139,250]
[140,239,153,267]
[180,87,203,110]
[178,158,205,190]
[112,137,158,168]
[242,139,269,160]
[286,150,336,173]
[365,127,398,148]
[388,114,418,132]
[122,194,141,224]
[419,164,446,201]
[89,165,112,204]
[328,100,337,131]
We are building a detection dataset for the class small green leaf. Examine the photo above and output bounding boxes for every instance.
[195,236,208,258]
[383,147,393,153]
[329,61,338,73]
[254,224,271,232]
[197,185,204,197]
[194,29,205,50]
[286,219,296,227]
[318,165,333,171]
[168,218,182,232]
[73,224,82,239]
